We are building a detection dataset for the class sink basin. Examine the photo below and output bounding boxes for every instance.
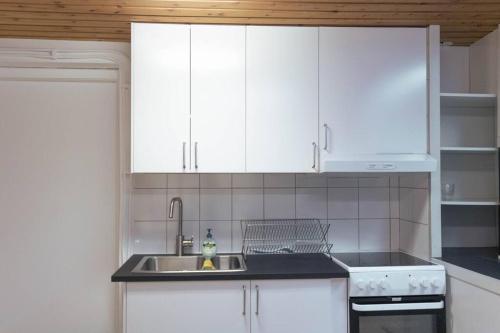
[132,255,247,273]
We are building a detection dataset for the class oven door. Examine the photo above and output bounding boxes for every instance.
[350,295,446,333]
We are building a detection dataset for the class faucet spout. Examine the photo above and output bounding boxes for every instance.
[168,197,192,256]
[169,197,183,236]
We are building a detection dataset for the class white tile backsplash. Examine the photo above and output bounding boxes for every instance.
[359,188,390,219]
[133,189,166,221]
[400,219,430,259]
[329,219,359,252]
[129,173,431,255]
[132,221,166,254]
[358,176,390,187]
[296,173,327,188]
[328,177,358,188]
[168,174,200,188]
[232,174,263,188]
[200,174,231,188]
[390,188,399,219]
[328,188,358,219]
[399,173,429,189]
[359,219,391,251]
[391,219,400,250]
[264,174,295,188]
[232,188,264,220]
[264,188,296,219]
[296,187,327,219]
[232,220,244,252]
[200,189,231,220]
[133,174,168,189]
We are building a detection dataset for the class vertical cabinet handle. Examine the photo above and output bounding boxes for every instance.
[255,285,260,316]
[194,142,198,170]
[312,142,317,169]
[242,285,247,315]
[182,142,186,170]
[323,124,328,151]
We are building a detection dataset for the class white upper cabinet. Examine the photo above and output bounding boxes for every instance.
[191,25,246,172]
[132,23,190,173]
[319,27,428,158]
[246,26,319,173]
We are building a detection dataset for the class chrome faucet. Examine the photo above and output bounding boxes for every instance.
[168,197,193,256]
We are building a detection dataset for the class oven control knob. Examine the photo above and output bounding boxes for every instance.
[409,277,418,289]
[420,278,430,289]
[379,279,389,290]
[356,280,366,290]
[368,280,377,290]
[431,278,441,288]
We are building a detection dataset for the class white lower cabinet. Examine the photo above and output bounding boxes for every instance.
[126,280,251,333]
[251,279,347,333]
[126,279,347,333]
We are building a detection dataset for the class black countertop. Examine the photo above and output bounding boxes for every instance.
[439,247,500,280]
[111,253,349,282]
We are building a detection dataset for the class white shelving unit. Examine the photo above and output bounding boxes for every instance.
[440,92,498,205]
[442,200,497,206]
[440,93,497,108]
[440,92,499,247]
[441,147,497,153]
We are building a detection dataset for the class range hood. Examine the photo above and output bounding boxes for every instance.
[320,153,437,173]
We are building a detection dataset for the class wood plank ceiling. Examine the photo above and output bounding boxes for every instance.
[0,0,499,45]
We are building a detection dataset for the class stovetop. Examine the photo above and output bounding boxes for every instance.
[332,252,434,268]
[332,252,446,297]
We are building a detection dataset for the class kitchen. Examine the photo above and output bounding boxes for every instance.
[1,2,499,333]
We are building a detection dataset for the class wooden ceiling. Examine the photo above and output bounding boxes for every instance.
[0,0,499,46]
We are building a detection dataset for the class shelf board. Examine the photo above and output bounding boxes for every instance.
[442,199,498,206]
[441,93,497,108]
[441,147,497,153]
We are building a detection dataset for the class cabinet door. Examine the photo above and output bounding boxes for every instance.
[131,23,190,172]
[191,25,246,172]
[319,27,427,158]
[127,281,251,333]
[246,26,319,173]
[251,279,347,333]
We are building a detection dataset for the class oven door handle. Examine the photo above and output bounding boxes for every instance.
[352,301,444,312]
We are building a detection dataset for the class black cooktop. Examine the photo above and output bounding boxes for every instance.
[333,252,434,268]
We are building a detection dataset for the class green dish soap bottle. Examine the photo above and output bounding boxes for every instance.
[201,228,217,270]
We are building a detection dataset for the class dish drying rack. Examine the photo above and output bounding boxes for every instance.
[241,219,333,257]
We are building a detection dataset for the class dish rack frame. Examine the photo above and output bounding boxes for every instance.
[241,219,333,257]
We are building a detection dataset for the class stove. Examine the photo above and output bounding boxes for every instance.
[332,252,447,333]
[332,252,446,297]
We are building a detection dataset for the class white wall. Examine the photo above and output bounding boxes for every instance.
[470,29,498,94]
[0,39,129,333]
[440,46,470,93]
[441,29,499,95]
[130,173,409,255]
[398,173,431,258]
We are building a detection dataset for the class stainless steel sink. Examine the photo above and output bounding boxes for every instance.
[132,255,247,273]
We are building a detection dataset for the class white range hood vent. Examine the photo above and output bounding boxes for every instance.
[320,153,437,173]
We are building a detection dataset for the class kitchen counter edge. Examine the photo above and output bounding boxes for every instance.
[111,253,349,282]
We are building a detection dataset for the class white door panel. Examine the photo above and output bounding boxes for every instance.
[246,26,319,173]
[250,279,348,333]
[127,281,250,333]
[320,27,427,158]
[132,23,190,172]
[191,25,246,172]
